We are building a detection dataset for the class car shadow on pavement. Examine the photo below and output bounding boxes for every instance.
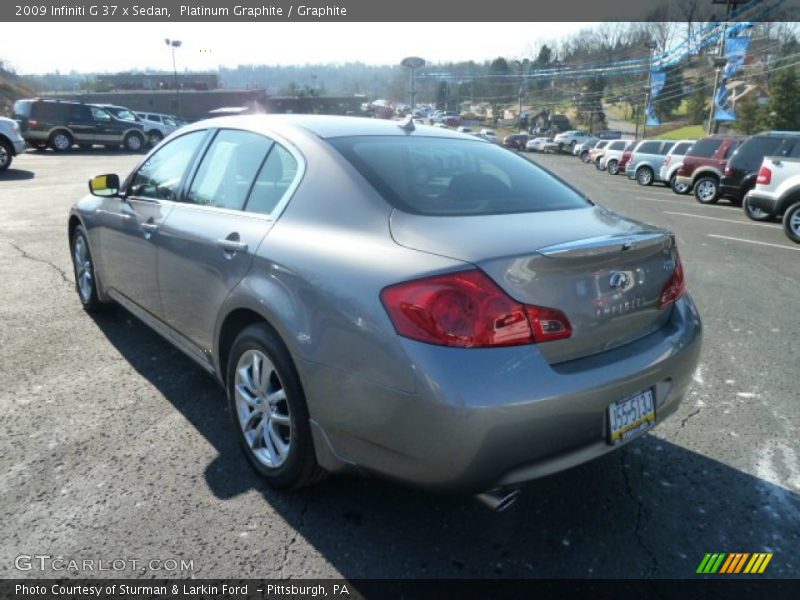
[91,307,800,579]
[0,168,34,181]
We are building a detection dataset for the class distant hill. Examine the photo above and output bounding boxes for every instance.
[0,63,34,117]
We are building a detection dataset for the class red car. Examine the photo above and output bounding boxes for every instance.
[673,135,748,203]
[616,141,639,175]
[503,134,530,150]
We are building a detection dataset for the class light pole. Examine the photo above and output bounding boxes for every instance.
[401,56,426,110]
[165,38,182,117]
[514,59,529,133]
[641,41,658,140]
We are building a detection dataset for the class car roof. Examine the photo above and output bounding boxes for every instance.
[183,114,477,140]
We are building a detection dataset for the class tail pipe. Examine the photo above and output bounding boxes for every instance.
[475,488,521,512]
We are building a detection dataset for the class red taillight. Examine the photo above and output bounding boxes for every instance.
[757,166,772,185]
[380,270,572,348]
[724,165,733,177]
[659,252,686,308]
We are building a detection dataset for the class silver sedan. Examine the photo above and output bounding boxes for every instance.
[68,115,702,499]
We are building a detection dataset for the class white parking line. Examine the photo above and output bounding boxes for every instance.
[663,211,777,228]
[708,234,800,252]
[634,196,677,204]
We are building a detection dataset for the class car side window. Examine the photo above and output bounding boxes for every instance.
[245,144,299,217]
[129,130,206,201]
[186,129,273,211]
[90,107,112,122]
[70,105,92,122]
[789,142,800,158]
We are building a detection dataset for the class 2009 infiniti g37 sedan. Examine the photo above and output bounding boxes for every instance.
[68,115,702,496]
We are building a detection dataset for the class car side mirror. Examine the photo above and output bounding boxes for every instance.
[88,173,120,197]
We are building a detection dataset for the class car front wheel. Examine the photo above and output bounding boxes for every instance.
[694,176,720,204]
[227,323,325,489]
[783,202,800,244]
[148,131,163,147]
[70,225,104,312]
[0,140,12,171]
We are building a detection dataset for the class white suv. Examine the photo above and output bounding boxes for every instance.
[659,140,697,194]
[744,155,800,242]
[0,116,27,171]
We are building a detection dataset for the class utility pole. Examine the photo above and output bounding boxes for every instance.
[401,57,426,110]
[515,59,529,133]
[165,39,182,117]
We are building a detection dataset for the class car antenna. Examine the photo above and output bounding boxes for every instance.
[398,115,415,133]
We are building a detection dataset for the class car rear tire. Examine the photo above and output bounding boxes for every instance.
[595,157,604,170]
[0,140,12,171]
[70,225,104,312]
[607,160,619,176]
[579,150,589,162]
[49,130,72,152]
[227,323,325,489]
[783,202,800,244]
[123,132,145,152]
[636,166,654,186]
[670,175,690,195]
[694,176,720,204]
[743,196,775,221]
[148,131,163,147]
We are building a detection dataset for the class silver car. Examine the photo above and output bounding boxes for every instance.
[68,116,702,498]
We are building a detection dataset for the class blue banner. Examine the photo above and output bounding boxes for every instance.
[715,35,751,121]
[646,71,666,126]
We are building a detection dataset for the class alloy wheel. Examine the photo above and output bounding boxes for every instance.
[696,180,717,203]
[790,210,800,236]
[234,349,292,469]
[53,134,71,151]
[73,234,93,302]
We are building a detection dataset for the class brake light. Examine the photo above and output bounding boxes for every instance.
[659,252,686,308]
[757,166,772,185]
[724,166,733,177]
[380,270,572,347]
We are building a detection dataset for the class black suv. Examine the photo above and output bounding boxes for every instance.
[12,99,146,152]
[720,131,800,204]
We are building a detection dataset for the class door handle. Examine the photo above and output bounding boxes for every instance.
[216,239,248,253]
[140,222,159,233]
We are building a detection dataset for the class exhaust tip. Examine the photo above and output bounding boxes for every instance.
[475,488,521,512]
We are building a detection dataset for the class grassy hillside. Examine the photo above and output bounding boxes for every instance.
[0,65,34,117]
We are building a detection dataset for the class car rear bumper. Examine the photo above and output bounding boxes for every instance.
[302,293,703,493]
[744,191,779,214]
[12,138,26,155]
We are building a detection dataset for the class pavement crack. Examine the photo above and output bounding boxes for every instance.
[0,240,72,284]
[619,451,659,577]
[277,497,310,578]
[677,408,703,435]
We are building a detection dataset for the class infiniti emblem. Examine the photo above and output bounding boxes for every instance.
[609,271,632,291]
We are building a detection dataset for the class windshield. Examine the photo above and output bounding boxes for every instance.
[329,135,591,216]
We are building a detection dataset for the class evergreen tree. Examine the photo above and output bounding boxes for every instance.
[686,76,708,125]
[765,67,800,130]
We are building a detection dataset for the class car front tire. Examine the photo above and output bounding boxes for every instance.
[783,202,800,244]
[0,140,12,171]
[227,323,324,489]
[694,176,720,204]
[70,224,104,312]
[148,131,164,147]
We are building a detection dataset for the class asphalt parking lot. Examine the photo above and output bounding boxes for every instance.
[1,148,798,580]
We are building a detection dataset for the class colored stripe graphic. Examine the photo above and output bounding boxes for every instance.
[698,552,773,574]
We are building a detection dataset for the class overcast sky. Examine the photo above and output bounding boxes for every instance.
[1,22,595,74]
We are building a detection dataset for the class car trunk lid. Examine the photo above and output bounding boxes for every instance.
[390,206,677,363]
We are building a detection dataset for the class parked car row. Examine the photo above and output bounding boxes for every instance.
[559,130,800,244]
[10,98,184,154]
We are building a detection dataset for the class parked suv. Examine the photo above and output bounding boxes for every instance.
[604,141,637,176]
[660,140,696,194]
[13,99,146,152]
[626,139,675,186]
[586,140,609,164]
[673,135,747,204]
[720,131,800,207]
[597,139,628,172]
[745,154,800,237]
[0,116,27,171]
[554,130,593,151]
[98,104,174,147]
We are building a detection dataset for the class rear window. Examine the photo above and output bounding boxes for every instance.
[608,140,627,151]
[330,136,591,216]
[672,142,692,155]
[636,141,660,154]
[732,137,785,169]
[625,142,637,152]
[13,101,31,118]
[687,138,723,158]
